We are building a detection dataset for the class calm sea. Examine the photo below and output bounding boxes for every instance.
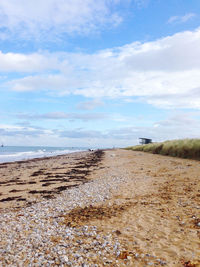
[0,146,88,163]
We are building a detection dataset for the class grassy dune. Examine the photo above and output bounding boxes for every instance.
[126,139,200,160]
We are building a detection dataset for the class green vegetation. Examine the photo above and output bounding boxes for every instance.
[126,139,200,160]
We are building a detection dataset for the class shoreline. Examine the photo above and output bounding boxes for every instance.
[0,148,89,165]
[0,150,104,210]
[0,149,199,266]
[0,150,88,166]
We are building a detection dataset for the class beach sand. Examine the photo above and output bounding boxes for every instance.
[0,149,199,266]
[0,150,104,209]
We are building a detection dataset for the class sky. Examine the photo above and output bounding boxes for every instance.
[0,0,200,148]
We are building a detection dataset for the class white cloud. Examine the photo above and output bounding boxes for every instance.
[144,87,200,109]
[8,74,73,92]
[151,113,200,141]
[168,13,196,24]
[107,112,200,143]
[77,99,104,110]
[60,129,105,139]
[0,51,60,72]
[0,0,123,40]
[17,112,108,121]
[59,112,200,143]
[0,124,52,137]
[2,28,200,109]
[1,111,200,146]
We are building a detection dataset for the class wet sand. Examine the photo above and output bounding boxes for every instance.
[0,150,104,209]
[0,149,200,266]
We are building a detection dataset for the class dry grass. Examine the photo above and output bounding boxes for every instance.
[126,139,200,160]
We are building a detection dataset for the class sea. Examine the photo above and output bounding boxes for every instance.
[0,146,88,163]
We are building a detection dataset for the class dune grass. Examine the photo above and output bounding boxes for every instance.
[126,139,200,160]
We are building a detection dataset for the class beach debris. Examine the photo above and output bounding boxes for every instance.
[181,260,200,267]
[114,229,121,235]
[118,251,129,259]
[0,149,199,266]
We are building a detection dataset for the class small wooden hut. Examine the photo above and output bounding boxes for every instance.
[139,138,152,145]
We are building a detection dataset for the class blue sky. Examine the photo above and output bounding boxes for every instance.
[0,0,200,147]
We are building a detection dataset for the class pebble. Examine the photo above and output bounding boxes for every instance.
[0,167,167,266]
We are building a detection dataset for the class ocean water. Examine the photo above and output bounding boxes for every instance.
[0,146,88,163]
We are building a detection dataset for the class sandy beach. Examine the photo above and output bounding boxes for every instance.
[0,150,104,209]
[0,149,200,266]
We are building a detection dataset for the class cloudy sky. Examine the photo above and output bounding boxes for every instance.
[0,0,200,147]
